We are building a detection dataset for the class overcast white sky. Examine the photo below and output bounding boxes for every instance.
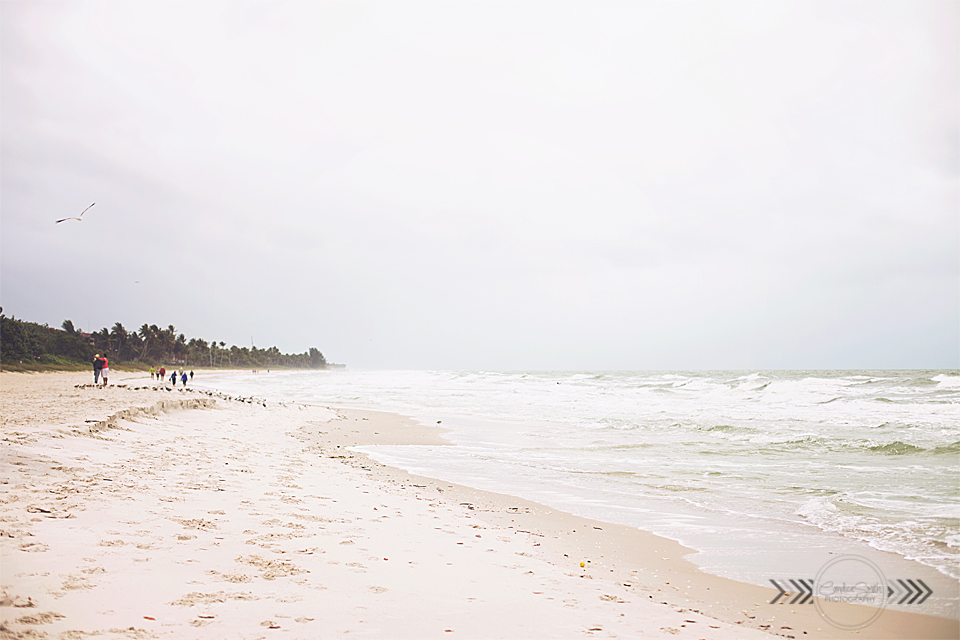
[1,1,957,369]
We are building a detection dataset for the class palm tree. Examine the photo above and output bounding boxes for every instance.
[126,331,143,361]
[137,324,152,360]
[157,325,175,361]
[96,327,110,352]
[187,338,207,366]
[110,322,127,359]
[174,333,187,363]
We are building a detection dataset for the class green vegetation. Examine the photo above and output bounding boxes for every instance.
[0,310,330,371]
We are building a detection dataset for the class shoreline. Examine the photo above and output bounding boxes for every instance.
[192,368,959,616]
[351,412,959,610]
[1,371,956,639]
[306,409,957,639]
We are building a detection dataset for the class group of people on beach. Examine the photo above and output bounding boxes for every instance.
[148,366,193,387]
[92,360,195,387]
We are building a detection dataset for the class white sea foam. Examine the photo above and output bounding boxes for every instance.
[934,374,960,388]
[796,497,838,520]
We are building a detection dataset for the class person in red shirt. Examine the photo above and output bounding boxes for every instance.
[100,356,109,387]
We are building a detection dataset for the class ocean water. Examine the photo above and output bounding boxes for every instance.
[198,369,959,615]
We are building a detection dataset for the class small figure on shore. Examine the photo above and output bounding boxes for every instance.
[92,354,104,385]
[159,366,166,382]
[189,370,194,380]
[170,372,177,386]
[101,356,109,386]
[149,366,156,379]
[181,371,188,386]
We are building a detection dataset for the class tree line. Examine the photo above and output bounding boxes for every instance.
[0,311,329,370]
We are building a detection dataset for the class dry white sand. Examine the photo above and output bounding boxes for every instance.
[1,371,955,640]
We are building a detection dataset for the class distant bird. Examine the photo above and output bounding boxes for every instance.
[55,203,95,224]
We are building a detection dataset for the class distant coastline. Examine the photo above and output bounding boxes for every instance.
[0,310,342,372]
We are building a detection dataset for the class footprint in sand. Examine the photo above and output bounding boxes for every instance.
[176,518,218,531]
[208,570,252,583]
[235,555,307,580]
[14,612,64,625]
[99,539,126,547]
[169,591,259,607]
[60,574,94,591]
[0,594,35,608]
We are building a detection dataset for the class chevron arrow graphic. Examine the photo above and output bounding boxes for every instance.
[889,579,907,604]
[769,579,814,605]
[897,579,913,604]
[907,579,924,605]
[888,579,935,605]
[789,579,813,605]
[906,579,933,605]
[770,580,788,605]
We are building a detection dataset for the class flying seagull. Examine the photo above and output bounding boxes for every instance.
[55,203,95,224]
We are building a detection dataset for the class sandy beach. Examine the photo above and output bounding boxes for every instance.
[1,371,956,639]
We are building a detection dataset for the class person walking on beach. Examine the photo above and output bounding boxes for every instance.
[149,366,156,379]
[181,371,188,386]
[189,370,193,380]
[170,371,177,386]
[92,354,104,385]
[100,356,109,386]
[159,366,166,381]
